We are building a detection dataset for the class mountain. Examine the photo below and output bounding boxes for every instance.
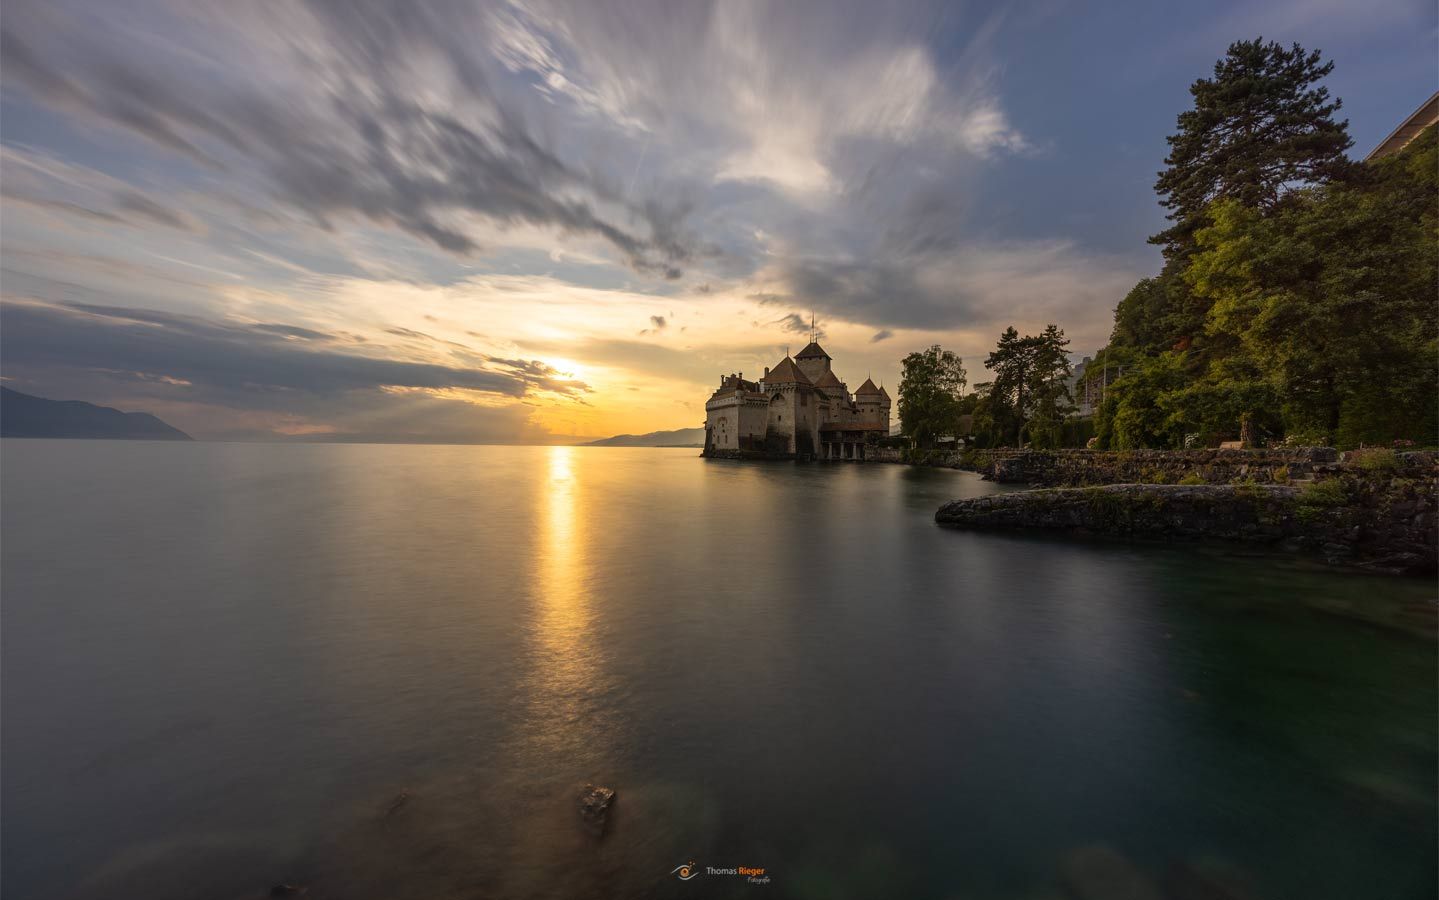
[583,427,705,447]
[1,387,192,440]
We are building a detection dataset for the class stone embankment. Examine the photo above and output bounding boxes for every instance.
[935,455,1437,574]
[908,446,1340,485]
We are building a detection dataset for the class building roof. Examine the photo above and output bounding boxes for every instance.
[813,369,845,389]
[710,375,759,398]
[855,377,882,396]
[1366,91,1439,161]
[761,356,812,385]
[877,384,891,400]
[795,341,831,360]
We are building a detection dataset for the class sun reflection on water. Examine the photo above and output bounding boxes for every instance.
[523,446,604,755]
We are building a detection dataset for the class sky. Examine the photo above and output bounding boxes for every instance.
[1,0,1434,442]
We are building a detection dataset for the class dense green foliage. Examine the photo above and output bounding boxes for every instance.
[1152,38,1353,255]
[1091,40,1436,450]
[973,325,1073,447]
[897,345,966,447]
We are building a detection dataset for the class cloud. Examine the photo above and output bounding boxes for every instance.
[0,0,1163,436]
[759,238,1144,350]
[0,3,693,277]
[770,312,825,342]
[112,191,200,232]
[0,298,591,437]
[250,323,335,341]
[493,1,1028,198]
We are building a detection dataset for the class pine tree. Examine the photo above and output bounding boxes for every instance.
[1151,38,1353,255]
[984,325,1073,446]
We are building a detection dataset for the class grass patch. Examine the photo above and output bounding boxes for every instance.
[1296,478,1349,523]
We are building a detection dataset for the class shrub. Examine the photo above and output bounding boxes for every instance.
[1272,465,1291,484]
[1233,478,1265,500]
[1178,472,1205,485]
[1299,478,1347,508]
[1281,429,1329,448]
[1349,448,1398,472]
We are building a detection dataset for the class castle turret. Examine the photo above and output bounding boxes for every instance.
[855,377,887,428]
[794,341,832,385]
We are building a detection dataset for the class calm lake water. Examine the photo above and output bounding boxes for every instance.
[2,441,1434,900]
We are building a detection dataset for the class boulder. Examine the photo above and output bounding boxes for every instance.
[577,783,616,836]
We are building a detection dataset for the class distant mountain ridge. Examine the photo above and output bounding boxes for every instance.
[1,387,192,440]
[583,427,704,447]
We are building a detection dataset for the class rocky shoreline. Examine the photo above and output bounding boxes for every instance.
[933,449,1437,576]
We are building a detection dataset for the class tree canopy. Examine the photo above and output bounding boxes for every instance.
[898,345,966,447]
[981,325,1073,447]
[1090,38,1436,450]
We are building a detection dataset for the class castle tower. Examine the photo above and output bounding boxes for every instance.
[854,377,886,428]
[760,355,819,457]
[793,341,832,384]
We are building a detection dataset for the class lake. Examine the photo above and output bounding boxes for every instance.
[2,441,1434,899]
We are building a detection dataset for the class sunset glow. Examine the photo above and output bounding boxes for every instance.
[1,2,1428,443]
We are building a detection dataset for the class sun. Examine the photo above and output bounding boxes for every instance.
[543,358,585,380]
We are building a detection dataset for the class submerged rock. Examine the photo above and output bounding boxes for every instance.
[1058,845,1161,900]
[382,789,411,821]
[577,783,616,836]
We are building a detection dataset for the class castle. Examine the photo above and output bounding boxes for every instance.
[702,341,891,461]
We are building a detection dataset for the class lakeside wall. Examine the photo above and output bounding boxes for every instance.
[933,451,1438,575]
[877,446,1351,484]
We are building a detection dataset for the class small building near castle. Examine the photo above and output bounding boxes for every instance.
[702,341,891,461]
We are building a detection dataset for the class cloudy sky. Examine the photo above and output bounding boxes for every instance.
[2,0,1433,441]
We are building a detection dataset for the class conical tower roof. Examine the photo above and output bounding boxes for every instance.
[795,341,831,361]
[855,377,882,396]
[762,356,812,385]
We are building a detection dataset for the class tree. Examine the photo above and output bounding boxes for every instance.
[985,328,1029,445]
[1184,125,1438,445]
[898,345,966,447]
[984,325,1074,446]
[1110,269,1211,354]
[1152,38,1352,255]
[1025,325,1075,448]
[967,382,1003,448]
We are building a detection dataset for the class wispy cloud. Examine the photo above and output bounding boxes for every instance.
[1,2,693,276]
[12,0,1378,440]
[0,297,591,438]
